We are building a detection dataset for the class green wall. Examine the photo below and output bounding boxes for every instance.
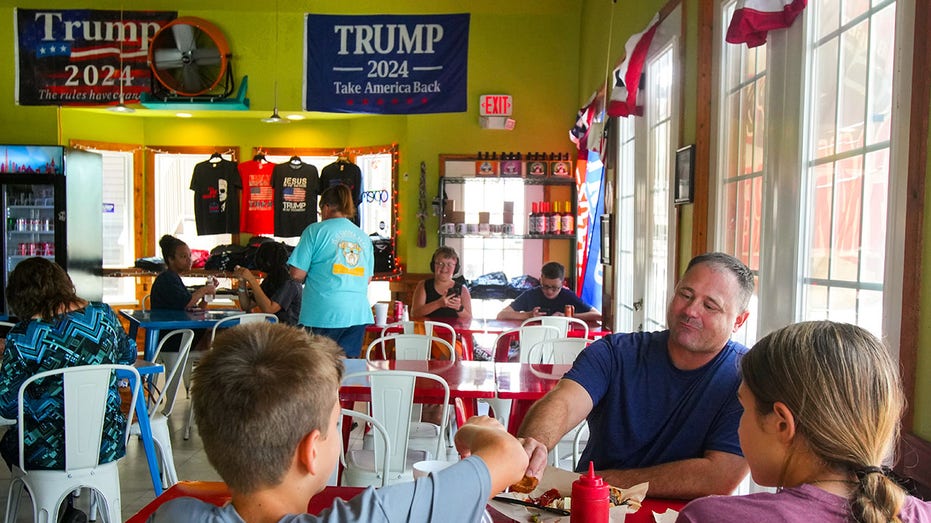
[0,0,581,271]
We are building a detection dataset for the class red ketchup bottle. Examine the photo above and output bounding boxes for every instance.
[570,462,609,523]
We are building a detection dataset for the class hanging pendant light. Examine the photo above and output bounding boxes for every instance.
[262,0,289,123]
[108,5,134,113]
[262,81,288,123]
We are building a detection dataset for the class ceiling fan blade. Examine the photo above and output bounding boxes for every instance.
[171,23,196,52]
[152,48,185,69]
[191,47,223,66]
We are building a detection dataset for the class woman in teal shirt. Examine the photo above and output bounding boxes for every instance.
[288,184,373,357]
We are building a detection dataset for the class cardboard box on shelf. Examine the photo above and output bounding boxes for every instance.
[478,212,490,224]
[503,201,514,212]
[503,211,514,224]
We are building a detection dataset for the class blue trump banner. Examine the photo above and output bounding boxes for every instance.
[15,9,176,106]
[304,13,469,114]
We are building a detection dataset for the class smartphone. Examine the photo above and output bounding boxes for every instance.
[446,287,461,297]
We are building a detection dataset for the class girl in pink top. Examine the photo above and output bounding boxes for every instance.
[677,321,930,523]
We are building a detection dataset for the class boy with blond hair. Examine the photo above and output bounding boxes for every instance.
[151,322,527,522]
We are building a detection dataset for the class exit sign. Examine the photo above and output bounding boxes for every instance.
[479,94,512,116]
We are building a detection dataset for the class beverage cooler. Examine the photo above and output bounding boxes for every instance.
[0,145,103,317]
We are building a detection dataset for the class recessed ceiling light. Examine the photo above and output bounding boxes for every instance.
[286,114,305,121]
[176,112,193,118]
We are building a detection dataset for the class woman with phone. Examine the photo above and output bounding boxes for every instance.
[411,246,472,321]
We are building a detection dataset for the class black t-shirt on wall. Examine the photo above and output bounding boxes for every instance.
[272,161,319,237]
[190,158,242,235]
[319,160,362,226]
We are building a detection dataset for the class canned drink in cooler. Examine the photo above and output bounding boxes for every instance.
[17,243,27,255]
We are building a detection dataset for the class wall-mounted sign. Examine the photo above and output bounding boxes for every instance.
[304,13,470,114]
[15,9,177,106]
[479,94,512,116]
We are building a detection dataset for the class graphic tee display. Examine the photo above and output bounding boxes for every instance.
[190,158,241,235]
[238,159,275,235]
[272,160,320,237]
[319,160,363,226]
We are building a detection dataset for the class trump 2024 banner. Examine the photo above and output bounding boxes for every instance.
[15,9,177,106]
[304,13,469,114]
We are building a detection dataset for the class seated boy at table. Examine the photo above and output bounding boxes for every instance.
[497,261,601,322]
[150,322,528,523]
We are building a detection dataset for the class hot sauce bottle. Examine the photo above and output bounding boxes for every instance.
[570,462,609,523]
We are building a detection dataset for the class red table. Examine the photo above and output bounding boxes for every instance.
[127,481,686,522]
[495,362,572,434]
[366,318,611,361]
[340,358,497,418]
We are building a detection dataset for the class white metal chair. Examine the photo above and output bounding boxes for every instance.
[524,337,590,365]
[341,370,449,487]
[130,329,194,488]
[521,316,590,339]
[482,325,561,429]
[364,333,456,363]
[183,313,278,440]
[380,320,457,341]
[525,337,591,468]
[363,334,455,456]
[141,294,151,312]
[337,409,391,487]
[4,364,141,523]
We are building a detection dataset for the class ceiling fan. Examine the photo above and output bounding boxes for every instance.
[147,17,234,99]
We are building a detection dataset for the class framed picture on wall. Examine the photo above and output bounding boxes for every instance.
[675,144,695,205]
[600,214,612,265]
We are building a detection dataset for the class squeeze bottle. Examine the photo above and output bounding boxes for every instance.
[570,462,609,523]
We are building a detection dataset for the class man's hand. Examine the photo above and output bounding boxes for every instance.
[520,436,550,478]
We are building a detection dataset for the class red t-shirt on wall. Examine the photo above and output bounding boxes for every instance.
[238,159,275,235]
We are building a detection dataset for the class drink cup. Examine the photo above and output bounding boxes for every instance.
[373,302,389,326]
[412,460,452,479]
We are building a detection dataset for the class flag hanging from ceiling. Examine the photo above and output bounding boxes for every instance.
[726,0,807,48]
[578,150,604,311]
[607,14,660,118]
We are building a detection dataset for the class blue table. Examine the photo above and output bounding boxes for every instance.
[120,309,244,361]
[123,360,166,496]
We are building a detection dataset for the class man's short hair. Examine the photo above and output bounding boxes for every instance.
[686,252,755,311]
[541,261,566,280]
[191,322,344,493]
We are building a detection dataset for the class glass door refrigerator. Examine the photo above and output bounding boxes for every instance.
[0,145,103,318]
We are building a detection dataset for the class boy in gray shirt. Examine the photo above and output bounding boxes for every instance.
[149,322,528,522]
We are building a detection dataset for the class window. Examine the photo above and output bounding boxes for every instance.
[712,0,906,345]
[713,0,766,346]
[609,6,681,334]
[152,152,233,254]
[71,142,139,305]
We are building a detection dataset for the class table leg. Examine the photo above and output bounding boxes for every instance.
[506,399,533,435]
[145,328,160,362]
[125,373,164,496]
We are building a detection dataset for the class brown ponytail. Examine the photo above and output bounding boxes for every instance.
[742,321,907,523]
